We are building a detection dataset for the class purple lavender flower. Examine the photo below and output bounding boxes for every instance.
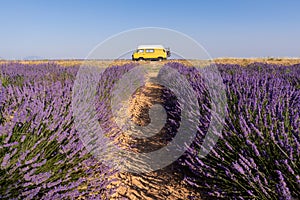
[1,153,10,168]
[276,170,292,200]
[233,162,245,175]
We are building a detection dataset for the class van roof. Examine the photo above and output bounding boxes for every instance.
[137,45,165,49]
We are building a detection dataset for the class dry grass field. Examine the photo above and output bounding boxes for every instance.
[1,57,300,67]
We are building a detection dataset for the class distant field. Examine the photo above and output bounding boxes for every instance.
[1,57,300,67]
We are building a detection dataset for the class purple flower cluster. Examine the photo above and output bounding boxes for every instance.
[171,62,300,199]
[0,63,116,199]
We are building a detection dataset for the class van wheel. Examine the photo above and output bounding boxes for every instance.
[138,57,144,61]
[158,57,163,61]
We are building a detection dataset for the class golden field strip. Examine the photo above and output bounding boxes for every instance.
[1,58,300,67]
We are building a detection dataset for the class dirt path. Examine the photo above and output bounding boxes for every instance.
[106,82,203,199]
[108,164,201,200]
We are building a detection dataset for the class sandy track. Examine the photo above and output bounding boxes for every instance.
[106,82,203,199]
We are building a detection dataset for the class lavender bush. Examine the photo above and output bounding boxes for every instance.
[0,63,116,199]
[172,62,300,199]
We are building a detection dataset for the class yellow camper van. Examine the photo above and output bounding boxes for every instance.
[132,45,171,61]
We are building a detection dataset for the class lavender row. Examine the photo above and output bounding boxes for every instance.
[0,63,116,199]
[168,62,299,199]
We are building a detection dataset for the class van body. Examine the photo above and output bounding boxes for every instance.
[132,45,170,61]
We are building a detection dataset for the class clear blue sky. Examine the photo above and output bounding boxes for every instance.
[1,0,300,59]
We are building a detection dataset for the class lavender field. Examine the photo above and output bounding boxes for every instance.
[0,61,299,199]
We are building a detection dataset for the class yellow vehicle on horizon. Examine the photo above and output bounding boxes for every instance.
[132,45,171,61]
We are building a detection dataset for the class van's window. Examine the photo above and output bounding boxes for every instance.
[146,49,154,53]
[137,49,144,53]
